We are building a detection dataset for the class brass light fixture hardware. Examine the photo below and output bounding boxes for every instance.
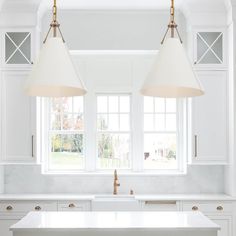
[43,0,65,43]
[161,0,182,44]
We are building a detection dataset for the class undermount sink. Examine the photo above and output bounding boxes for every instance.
[94,194,135,200]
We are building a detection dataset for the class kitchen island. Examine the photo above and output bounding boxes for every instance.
[10,211,219,236]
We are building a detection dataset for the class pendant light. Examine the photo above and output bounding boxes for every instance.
[140,0,204,98]
[25,0,87,97]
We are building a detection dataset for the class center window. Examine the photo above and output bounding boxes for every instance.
[96,95,131,169]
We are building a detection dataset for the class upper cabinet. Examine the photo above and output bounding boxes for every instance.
[0,71,36,164]
[188,71,228,165]
[193,29,227,69]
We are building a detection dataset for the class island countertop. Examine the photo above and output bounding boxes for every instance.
[10,211,220,232]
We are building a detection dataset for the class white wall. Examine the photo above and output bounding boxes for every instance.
[41,10,186,50]
[0,166,4,193]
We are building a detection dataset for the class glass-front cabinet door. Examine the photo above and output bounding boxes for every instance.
[193,30,226,68]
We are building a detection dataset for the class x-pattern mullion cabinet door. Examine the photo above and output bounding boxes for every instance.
[1,29,35,69]
[193,29,226,69]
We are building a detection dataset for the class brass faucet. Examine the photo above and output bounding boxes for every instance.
[113,169,120,195]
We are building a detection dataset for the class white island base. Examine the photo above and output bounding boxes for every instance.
[10,211,220,236]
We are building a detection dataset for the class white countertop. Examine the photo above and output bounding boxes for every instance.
[10,211,220,232]
[0,193,234,201]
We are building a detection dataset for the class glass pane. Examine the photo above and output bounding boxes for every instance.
[166,114,176,131]
[144,114,154,131]
[212,34,223,61]
[144,133,177,170]
[49,134,84,170]
[155,98,165,113]
[62,114,73,130]
[199,32,221,46]
[7,32,29,45]
[144,97,154,113]
[108,114,119,131]
[19,35,31,61]
[5,36,16,62]
[120,96,130,113]
[97,133,130,169]
[73,97,83,113]
[7,50,28,64]
[108,96,119,113]
[155,114,165,131]
[166,99,176,113]
[97,96,108,113]
[197,34,209,61]
[51,114,61,130]
[51,98,62,113]
[63,97,73,113]
[120,114,130,131]
[97,114,108,130]
[200,50,221,64]
[74,114,84,131]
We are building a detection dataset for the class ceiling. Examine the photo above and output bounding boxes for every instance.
[0,0,231,12]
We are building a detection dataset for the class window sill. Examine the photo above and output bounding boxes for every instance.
[41,169,187,176]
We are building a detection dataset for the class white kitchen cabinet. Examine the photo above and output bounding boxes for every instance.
[0,219,19,236]
[0,71,36,163]
[182,201,233,236]
[189,71,227,164]
[208,216,232,236]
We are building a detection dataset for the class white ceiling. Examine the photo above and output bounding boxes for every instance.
[0,0,231,12]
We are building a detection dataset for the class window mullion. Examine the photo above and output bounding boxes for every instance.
[85,92,96,171]
[132,92,143,172]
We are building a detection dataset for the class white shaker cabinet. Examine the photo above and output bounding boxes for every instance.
[189,71,227,164]
[0,71,36,163]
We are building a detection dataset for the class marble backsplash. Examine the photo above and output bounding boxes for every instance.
[3,165,224,194]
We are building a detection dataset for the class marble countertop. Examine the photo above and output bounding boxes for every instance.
[0,193,234,201]
[10,211,220,232]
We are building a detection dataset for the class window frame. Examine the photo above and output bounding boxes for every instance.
[40,92,187,175]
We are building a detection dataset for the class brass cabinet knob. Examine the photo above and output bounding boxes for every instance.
[35,206,42,211]
[69,203,75,208]
[6,205,13,211]
[217,206,223,211]
[192,206,199,211]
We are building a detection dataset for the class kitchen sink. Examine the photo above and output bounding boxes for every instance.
[92,194,139,211]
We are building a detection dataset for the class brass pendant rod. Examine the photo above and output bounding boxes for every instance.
[160,0,183,44]
[43,0,66,43]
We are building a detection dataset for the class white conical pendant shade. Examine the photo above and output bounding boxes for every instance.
[25,37,87,97]
[141,38,204,97]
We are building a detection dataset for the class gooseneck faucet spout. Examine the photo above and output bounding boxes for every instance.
[113,169,120,195]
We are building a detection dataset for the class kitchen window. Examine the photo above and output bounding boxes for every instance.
[46,97,85,171]
[42,93,186,174]
[143,97,178,170]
